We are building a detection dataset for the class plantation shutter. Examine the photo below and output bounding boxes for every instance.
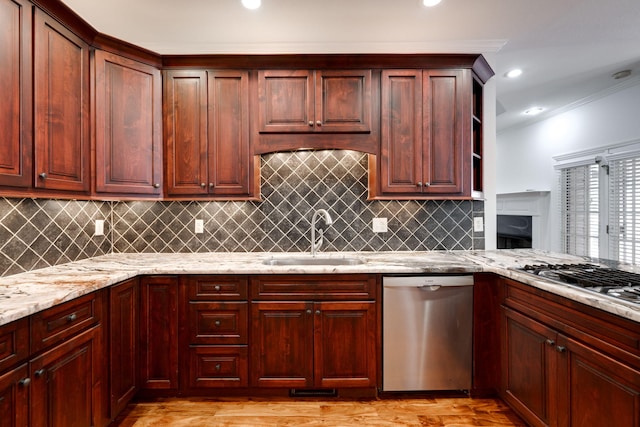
[561,164,599,257]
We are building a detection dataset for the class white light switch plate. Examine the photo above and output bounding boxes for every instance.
[94,220,104,236]
[372,217,388,233]
[194,219,204,234]
[473,217,484,233]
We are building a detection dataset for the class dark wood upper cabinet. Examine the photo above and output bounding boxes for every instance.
[164,70,255,198]
[258,69,372,133]
[0,0,32,189]
[208,71,252,196]
[375,68,472,199]
[94,50,162,195]
[33,9,90,193]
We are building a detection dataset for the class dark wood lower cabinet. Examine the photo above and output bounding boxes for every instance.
[558,335,640,427]
[0,363,29,427]
[139,276,179,394]
[501,277,640,427]
[249,275,378,391]
[30,326,101,427]
[109,279,139,418]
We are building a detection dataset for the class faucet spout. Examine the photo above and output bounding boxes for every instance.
[310,209,333,257]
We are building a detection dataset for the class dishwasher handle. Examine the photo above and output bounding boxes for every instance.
[420,285,442,291]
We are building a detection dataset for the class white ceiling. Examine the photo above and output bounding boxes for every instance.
[61,0,640,132]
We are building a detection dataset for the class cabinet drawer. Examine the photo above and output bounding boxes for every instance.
[185,346,248,389]
[250,275,377,301]
[31,292,102,353]
[184,276,248,300]
[0,318,29,373]
[187,302,247,345]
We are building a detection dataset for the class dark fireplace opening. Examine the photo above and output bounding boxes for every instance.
[497,215,533,249]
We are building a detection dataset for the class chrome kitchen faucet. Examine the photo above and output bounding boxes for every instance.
[310,209,333,256]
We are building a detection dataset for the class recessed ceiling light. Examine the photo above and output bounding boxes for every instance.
[524,107,544,116]
[242,0,261,10]
[505,69,523,78]
[423,0,442,7]
[612,69,631,80]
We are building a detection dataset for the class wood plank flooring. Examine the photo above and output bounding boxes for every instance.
[112,397,527,426]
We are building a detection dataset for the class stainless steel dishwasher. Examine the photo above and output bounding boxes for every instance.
[382,275,473,391]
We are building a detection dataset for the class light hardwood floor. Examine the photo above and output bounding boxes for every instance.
[112,397,526,426]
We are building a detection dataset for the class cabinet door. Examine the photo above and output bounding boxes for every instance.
[30,327,100,427]
[315,70,371,133]
[139,276,179,391]
[422,69,470,195]
[33,9,90,192]
[208,71,251,196]
[94,50,162,195]
[258,70,314,133]
[314,301,376,388]
[0,0,32,188]
[0,363,29,427]
[379,70,423,194]
[109,279,139,418]
[557,335,640,427]
[164,70,209,195]
[250,301,314,388]
[501,307,557,427]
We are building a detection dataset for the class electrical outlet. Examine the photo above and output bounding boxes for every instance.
[372,217,388,233]
[194,219,204,234]
[94,220,104,236]
[473,216,484,233]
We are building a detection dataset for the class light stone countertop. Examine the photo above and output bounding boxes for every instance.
[0,249,638,326]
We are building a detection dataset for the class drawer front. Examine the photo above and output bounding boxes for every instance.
[31,292,102,353]
[0,318,29,372]
[185,276,248,301]
[188,302,248,345]
[186,346,248,389]
[250,274,377,301]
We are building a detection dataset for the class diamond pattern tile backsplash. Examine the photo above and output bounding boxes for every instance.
[0,150,484,276]
[0,198,112,276]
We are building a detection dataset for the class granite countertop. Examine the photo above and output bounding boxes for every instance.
[0,249,638,326]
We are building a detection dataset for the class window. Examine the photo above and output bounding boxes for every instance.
[560,164,599,257]
[559,146,640,264]
[609,156,640,264]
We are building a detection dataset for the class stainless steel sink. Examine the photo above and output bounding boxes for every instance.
[262,256,366,266]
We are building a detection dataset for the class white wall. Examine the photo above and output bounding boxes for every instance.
[496,81,640,251]
[483,53,498,250]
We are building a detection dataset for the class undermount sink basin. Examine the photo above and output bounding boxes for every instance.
[262,256,366,266]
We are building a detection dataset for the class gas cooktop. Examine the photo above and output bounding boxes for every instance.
[518,263,640,305]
